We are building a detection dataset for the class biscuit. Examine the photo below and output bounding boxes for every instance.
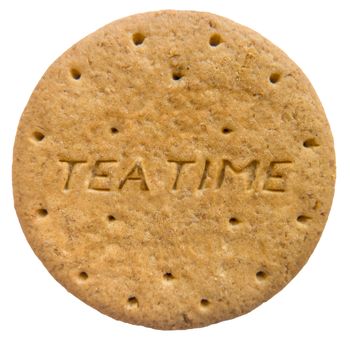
[12,10,336,329]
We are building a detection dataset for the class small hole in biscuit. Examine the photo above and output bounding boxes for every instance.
[256,270,267,281]
[269,72,280,84]
[303,138,319,148]
[128,296,139,307]
[229,217,239,225]
[209,33,222,47]
[79,271,88,280]
[110,127,119,134]
[132,32,145,46]
[37,208,48,217]
[163,272,174,281]
[222,127,232,134]
[200,299,210,307]
[33,131,45,142]
[107,215,116,222]
[297,215,310,223]
[172,72,183,81]
[71,68,81,80]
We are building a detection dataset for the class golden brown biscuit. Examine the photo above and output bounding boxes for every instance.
[12,10,335,329]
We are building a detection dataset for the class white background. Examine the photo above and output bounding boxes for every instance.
[1,0,349,349]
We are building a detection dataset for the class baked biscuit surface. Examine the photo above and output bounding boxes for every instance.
[13,10,335,329]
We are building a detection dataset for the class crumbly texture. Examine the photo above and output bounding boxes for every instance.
[12,10,335,330]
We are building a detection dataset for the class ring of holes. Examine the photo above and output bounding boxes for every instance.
[61,30,306,303]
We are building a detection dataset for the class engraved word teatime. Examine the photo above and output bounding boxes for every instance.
[59,158,293,193]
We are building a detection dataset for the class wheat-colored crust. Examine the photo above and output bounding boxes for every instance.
[12,10,335,329]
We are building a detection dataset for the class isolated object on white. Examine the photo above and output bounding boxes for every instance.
[12,10,335,330]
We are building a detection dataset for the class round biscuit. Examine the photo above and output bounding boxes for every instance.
[13,10,336,329]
